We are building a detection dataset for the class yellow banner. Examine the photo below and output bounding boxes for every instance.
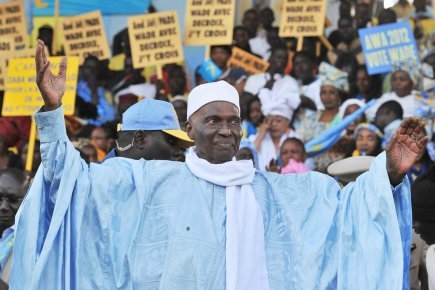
[128,11,184,68]
[0,1,28,48]
[184,0,235,46]
[279,0,327,37]
[2,57,79,116]
[227,47,270,74]
[61,11,111,64]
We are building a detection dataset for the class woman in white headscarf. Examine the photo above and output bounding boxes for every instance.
[296,63,349,172]
[249,89,299,171]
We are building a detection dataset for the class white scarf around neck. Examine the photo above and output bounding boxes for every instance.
[185,148,270,290]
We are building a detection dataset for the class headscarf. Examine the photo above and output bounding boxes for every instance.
[391,59,423,86]
[354,123,384,139]
[318,62,349,92]
[338,99,366,120]
[239,139,260,170]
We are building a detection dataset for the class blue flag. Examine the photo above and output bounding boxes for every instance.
[305,99,376,157]
[198,59,223,83]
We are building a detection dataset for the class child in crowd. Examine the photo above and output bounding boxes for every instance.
[279,138,309,174]
[235,139,259,170]
[353,123,384,157]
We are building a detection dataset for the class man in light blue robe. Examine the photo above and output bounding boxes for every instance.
[9,41,429,289]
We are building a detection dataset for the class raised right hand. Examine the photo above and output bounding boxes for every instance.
[35,40,67,111]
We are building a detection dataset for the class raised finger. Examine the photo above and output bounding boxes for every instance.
[37,61,51,83]
[35,40,44,73]
[412,119,426,138]
[57,56,67,79]
[41,41,48,64]
[397,117,413,135]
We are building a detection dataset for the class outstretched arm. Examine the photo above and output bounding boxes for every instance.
[386,117,428,186]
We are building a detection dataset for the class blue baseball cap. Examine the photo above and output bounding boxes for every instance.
[120,99,193,148]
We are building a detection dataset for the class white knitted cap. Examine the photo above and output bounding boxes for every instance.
[187,81,240,120]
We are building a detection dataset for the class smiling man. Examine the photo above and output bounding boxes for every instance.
[10,41,429,290]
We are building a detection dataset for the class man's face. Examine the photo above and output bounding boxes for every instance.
[259,8,274,28]
[374,107,392,131]
[242,11,259,36]
[91,128,108,151]
[211,47,230,70]
[293,55,313,82]
[270,49,288,73]
[144,131,184,162]
[168,68,186,95]
[355,4,370,28]
[172,100,188,127]
[234,29,250,49]
[0,172,24,230]
[186,102,242,164]
[338,18,354,43]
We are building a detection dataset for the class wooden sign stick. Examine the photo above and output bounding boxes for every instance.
[204,45,210,60]
[51,0,60,55]
[25,118,37,172]
[296,36,303,52]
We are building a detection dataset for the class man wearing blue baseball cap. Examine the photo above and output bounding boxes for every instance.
[11,41,430,290]
[103,99,193,162]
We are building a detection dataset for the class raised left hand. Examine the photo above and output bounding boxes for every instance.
[386,117,429,185]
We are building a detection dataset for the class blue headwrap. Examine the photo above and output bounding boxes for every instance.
[239,139,260,170]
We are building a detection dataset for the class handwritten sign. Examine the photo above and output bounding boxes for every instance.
[128,11,183,68]
[359,22,419,75]
[184,0,235,46]
[227,47,269,74]
[61,11,111,64]
[0,1,27,47]
[2,57,79,116]
[279,0,327,37]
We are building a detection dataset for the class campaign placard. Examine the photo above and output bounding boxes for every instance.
[0,1,27,47]
[359,22,419,75]
[279,0,327,37]
[128,11,184,68]
[184,0,235,46]
[2,57,79,116]
[61,11,111,64]
[227,47,269,74]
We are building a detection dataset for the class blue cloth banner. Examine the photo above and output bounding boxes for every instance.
[305,99,376,157]
[33,0,151,16]
[358,22,419,75]
[198,59,223,83]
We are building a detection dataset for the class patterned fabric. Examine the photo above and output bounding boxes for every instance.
[391,59,434,89]
[0,227,14,271]
[318,62,349,92]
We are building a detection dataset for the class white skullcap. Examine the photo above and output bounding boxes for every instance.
[338,99,365,120]
[187,81,240,120]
